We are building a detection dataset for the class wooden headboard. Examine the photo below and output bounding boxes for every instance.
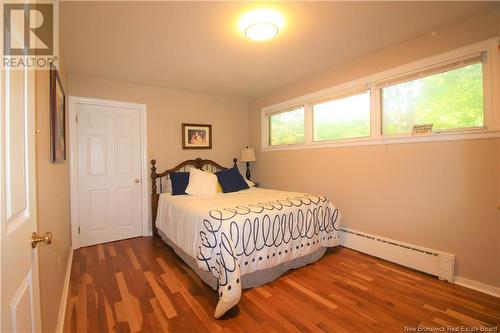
[150,157,237,238]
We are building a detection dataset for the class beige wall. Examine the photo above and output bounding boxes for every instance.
[35,55,71,332]
[248,10,500,286]
[68,74,249,174]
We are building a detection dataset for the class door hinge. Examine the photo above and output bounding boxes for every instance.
[76,115,78,123]
[78,226,80,234]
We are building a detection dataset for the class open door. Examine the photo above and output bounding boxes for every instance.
[0,44,45,333]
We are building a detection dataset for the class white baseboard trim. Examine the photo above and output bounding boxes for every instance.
[454,276,500,298]
[56,248,74,333]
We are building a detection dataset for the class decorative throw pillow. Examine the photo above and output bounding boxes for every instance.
[185,168,218,196]
[215,167,249,193]
[245,179,255,188]
[169,172,189,195]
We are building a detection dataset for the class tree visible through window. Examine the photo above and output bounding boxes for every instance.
[269,107,305,145]
[382,63,484,135]
[313,91,370,141]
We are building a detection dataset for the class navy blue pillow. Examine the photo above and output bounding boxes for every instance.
[169,172,189,195]
[216,167,249,193]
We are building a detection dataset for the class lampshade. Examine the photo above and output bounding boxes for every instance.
[240,147,256,162]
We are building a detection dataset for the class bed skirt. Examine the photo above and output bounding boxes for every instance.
[158,229,327,291]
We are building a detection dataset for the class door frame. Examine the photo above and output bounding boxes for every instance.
[68,96,149,249]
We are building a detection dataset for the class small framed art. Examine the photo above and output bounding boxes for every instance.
[182,123,212,149]
[50,65,66,163]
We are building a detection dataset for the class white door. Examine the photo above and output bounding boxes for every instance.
[0,67,42,331]
[77,103,143,247]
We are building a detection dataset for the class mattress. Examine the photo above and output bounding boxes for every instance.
[158,228,327,291]
[155,187,341,317]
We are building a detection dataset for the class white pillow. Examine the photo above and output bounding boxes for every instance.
[245,179,255,188]
[185,168,218,196]
[162,178,172,193]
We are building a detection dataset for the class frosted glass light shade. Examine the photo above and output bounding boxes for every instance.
[238,9,285,42]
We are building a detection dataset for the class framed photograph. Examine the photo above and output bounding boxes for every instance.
[50,65,66,163]
[182,123,212,149]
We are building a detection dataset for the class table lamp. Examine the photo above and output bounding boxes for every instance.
[240,146,256,180]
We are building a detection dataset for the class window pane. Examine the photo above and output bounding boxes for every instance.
[313,91,370,141]
[270,107,305,145]
[382,63,484,135]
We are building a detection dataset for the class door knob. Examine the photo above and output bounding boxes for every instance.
[31,232,52,248]
[134,178,140,183]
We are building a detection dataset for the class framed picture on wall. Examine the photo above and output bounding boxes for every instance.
[50,65,66,163]
[182,123,212,149]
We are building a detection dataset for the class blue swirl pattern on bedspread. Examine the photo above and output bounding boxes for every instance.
[195,193,341,318]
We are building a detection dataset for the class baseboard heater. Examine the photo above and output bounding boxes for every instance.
[339,227,455,282]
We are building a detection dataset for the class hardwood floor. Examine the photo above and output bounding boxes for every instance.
[63,237,500,333]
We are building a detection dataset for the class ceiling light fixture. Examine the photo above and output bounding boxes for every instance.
[238,9,285,42]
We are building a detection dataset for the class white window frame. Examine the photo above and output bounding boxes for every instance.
[261,38,500,152]
[311,89,372,142]
[267,105,306,147]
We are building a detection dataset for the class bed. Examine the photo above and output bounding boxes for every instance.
[151,158,341,318]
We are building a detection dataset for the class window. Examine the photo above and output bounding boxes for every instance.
[261,40,497,151]
[382,60,484,135]
[269,106,305,145]
[313,91,370,141]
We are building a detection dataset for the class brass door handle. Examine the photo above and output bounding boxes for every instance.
[31,232,52,248]
[134,178,140,183]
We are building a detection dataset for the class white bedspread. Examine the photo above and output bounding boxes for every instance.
[156,188,341,317]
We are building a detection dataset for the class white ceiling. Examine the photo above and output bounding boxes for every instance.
[61,1,497,99]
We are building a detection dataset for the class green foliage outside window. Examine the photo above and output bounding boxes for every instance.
[313,92,370,141]
[268,62,484,146]
[270,107,305,145]
[382,63,484,134]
